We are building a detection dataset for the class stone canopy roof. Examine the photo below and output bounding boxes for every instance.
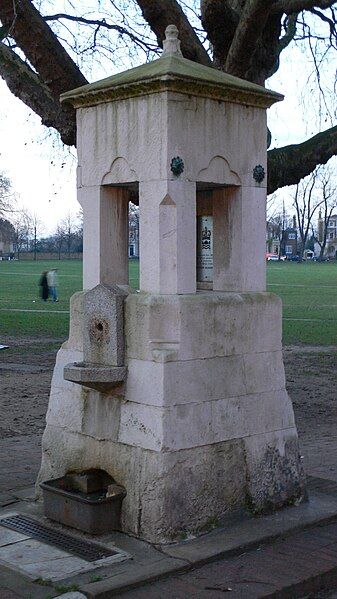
[61,27,283,110]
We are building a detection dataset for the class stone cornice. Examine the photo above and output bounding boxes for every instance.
[61,74,283,110]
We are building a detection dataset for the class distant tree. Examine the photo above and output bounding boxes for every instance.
[267,201,289,259]
[71,229,83,253]
[129,202,139,257]
[72,209,83,253]
[35,235,58,254]
[0,172,13,216]
[54,211,82,258]
[59,212,80,258]
[10,209,32,259]
[311,168,337,260]
[292,168,326,261]
[305,235,315,251]
[268,214,283,257]
[29,213,44,260]
[54,224,65,260]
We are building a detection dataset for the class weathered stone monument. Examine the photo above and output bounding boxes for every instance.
[39,25,305,543]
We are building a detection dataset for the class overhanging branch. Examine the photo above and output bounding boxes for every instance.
[0,0,87,98]
[267,125,337,193]
[0,43,76,145]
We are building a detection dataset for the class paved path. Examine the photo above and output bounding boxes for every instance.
[0,436,41,502]
[112,520,337,598]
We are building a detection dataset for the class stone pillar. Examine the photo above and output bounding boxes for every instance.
[139,180,196,294]
[213,186,266,292]
[79,186,129,289]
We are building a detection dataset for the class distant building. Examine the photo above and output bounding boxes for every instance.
[0,218,15,258]
[266,221,280,254]
[129,208,139,258]
[316,212,337,259]
[282,227,298,258]
[266,216,298,258]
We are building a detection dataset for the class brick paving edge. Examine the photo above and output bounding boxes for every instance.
[80,513,337,598]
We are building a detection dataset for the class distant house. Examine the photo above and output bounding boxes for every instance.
[282,227,298,258]
[0,218,15,258]
[266,217,298,258]
[266,221,280,255]
[316,212,337,259]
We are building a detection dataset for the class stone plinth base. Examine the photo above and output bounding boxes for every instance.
[38,291,306,543]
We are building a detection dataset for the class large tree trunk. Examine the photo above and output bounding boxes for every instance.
[137,0,212,65]
[0,0,336,190]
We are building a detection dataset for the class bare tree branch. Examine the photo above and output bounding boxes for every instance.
[0,172,14,216]
[312,171,337,260]
[272,0,336,14]
[267,125,337,194]
[43,13,158,53]
[291,168,326,259]
[279,13,299,50]
[0,42,76,145]
[310,7,336,42]
[136,0,212,65]
[0,0,87,98]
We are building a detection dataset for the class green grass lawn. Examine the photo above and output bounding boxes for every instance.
[0,258,336,345]
[268,260,337,345]
[0,259,81,337]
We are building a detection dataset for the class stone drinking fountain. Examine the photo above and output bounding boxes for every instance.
[38,25,306,543]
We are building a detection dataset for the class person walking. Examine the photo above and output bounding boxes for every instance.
[39,271,49,301]
[47,268,58,302]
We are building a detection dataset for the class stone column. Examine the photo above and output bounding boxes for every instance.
[79,186,129,290]
[139,180,196,294]
[213,186,266,293]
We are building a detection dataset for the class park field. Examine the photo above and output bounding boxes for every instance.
[0,259,337,345]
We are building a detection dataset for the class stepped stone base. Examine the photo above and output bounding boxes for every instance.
[38,290,306,543]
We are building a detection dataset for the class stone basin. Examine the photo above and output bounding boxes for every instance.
[63,362,126,393]
[41,469,127,534]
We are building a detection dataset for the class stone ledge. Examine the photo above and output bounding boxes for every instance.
[63,363,126,394]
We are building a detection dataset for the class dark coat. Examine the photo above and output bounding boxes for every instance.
[39,274,49,301]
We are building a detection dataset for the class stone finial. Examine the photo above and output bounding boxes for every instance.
[162,24,183,57]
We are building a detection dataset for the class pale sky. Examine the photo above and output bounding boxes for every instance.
[0,79,78,234]
[0,20,335,235]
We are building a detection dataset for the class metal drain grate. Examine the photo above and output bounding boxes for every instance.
[0,514,118,562]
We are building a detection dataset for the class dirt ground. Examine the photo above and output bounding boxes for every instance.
[0,337,337,451]
[0,337,62,439]
[284,346,337,445]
